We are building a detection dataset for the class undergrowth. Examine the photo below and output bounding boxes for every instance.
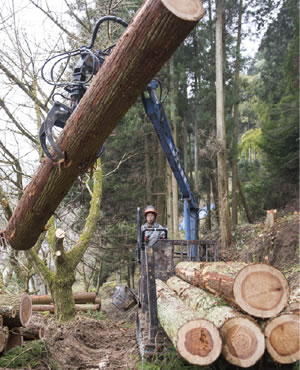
[136,348,231,370]
[0,340,60,369]
[82,309,106,320]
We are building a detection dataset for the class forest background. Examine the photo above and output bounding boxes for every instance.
[0,0,298,320]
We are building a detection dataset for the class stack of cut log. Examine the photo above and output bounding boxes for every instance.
[31,292,101,313]
[0,294,32,351]
[156,262,299,367]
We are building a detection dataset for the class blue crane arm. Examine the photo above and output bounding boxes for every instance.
[142,80,199,243]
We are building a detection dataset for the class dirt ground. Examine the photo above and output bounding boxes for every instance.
[3,199,299,370]
[34,302,139,370]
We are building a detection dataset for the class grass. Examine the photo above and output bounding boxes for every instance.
[136,347,231,370]
[82,309,106,320]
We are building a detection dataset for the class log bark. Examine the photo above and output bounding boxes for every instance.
[156,279,222,366]
[0,326,9,352]
[0,294,32,328]
[2,0,204,251]
[20,326,45,340]
[31,292,97,305]
[264,314,300,364]
[32,304,100,312]
[286,287,300,314]
[175,261,289,318]
[5,327,23,351]
[166,276,265,367]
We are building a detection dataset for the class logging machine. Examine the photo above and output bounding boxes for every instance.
[40,16,217,360]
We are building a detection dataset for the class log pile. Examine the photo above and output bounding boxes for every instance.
[156,262,299,367]
[31,292,101,313]
[0,294,32,352]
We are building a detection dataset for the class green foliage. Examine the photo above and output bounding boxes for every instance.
[238,160,284,218]
[83,309,106,320]
[0,340,48,369]
[259,94,299,182]
[239,0,299,216]
[137,348,231,370]
[239,128,262,159]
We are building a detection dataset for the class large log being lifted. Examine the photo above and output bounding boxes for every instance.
[175,261,289,318]
[1,0,204,251]
[166,276,265,368]
[156,279,222,366]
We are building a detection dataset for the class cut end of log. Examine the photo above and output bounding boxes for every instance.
[55,228,65,239]
[221,317,265,368]
[265,314,300,364]
[20,294,32,327]
[177,319,222,366]
[233,264,289,318]
[161,0,204,21]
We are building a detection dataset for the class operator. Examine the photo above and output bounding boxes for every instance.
[141,205,167,246]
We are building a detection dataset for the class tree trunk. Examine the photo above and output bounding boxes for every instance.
[31,292,97,305]
[144,130,152,204]
[211,170,219,225]
[206,178,212,230]
[0,294,32,328]
[264,314,300,364]
[237,177,253,223]
[2,0,204,252]
[166,164,173,237]
[175,261,289,318]
[215,0,232,248]
[155,144,166,226]
[169,56,179,238]
[156,279,222,366]
[231,0,243,226]
[166,276,265,368]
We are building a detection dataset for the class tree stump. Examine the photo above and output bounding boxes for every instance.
[175,261,289,318]
[156,279,222,366]
[166,276,265,367]
[264,209,278,230]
